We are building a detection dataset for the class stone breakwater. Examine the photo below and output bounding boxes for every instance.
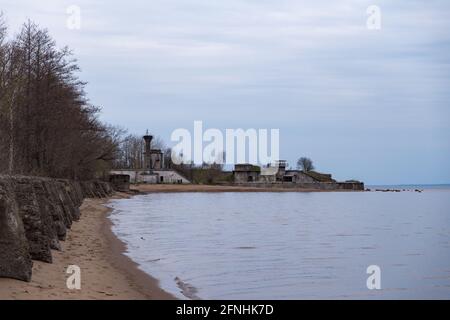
[0,175,114,282]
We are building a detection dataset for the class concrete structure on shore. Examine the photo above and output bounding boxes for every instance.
[143,133,165,170]
[110,169,190,184]
[0,175,114,282]
[109,174,131,192]
[233,162,364,190]
[110,132,190,184]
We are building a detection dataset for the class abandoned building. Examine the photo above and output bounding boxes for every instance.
[233,161,364,190]
[110,133,190,184]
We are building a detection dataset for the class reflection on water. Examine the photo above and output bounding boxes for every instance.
[110,190,450,299]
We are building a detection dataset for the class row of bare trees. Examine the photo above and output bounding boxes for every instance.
[0,15,121,179]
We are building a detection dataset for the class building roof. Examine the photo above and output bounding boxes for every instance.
[303,171,335,182]
[234,164,261,172]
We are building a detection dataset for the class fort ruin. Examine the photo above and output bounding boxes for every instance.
[232,161,364,191]
[110,133,190,185]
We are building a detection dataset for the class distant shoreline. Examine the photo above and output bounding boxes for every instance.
[133,184,365,193]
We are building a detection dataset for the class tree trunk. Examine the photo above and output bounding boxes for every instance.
[8,90,16,174]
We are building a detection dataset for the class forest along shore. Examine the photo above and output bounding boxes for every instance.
[0,193,174,300]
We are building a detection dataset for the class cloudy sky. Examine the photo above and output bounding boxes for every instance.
[2,0,449,184]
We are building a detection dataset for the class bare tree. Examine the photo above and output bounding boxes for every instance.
[0,16,121,179]
[297,157,315,172]
[0,14,23,174]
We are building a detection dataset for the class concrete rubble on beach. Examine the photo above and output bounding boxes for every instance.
[0,175,114,282]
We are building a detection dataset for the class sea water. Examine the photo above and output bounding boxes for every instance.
[109,188,450,299]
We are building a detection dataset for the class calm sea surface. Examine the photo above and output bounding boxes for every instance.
[109,188,450,299]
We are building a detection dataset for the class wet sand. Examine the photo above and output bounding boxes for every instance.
[0,193,175,300]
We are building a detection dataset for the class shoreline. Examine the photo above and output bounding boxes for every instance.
[0,193,175,300]
[101,195,176,300]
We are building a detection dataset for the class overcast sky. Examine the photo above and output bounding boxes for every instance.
[2,0,449,184]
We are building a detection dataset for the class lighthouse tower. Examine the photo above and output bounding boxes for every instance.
[143,130,153,171]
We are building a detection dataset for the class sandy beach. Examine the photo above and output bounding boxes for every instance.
[0,193,174,300]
